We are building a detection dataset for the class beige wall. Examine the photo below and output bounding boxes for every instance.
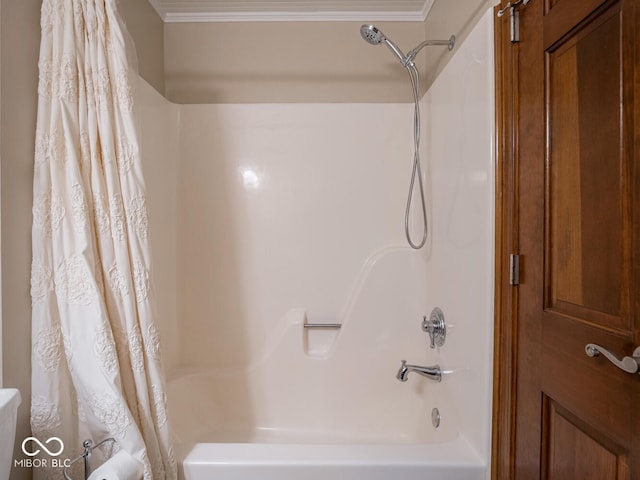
[120,0,166,94]
[165,21,430,103]
[163,0,496,104]
[1,1,40,477]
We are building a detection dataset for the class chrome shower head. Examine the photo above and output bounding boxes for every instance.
[360,24,385,45]
[360,24,407,66]
[361,24,456,71]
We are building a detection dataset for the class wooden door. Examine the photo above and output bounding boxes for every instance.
[492,0,640,478]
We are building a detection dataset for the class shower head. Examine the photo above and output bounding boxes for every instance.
[360,24,407,66]
[361,25,457,70]
[360,24,385,45]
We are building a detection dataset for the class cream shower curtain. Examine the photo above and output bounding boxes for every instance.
[30,1,176,478]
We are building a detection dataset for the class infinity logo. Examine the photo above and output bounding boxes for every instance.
[21,437,64,457]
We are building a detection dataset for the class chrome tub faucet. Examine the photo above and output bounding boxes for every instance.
[396,360,442,382]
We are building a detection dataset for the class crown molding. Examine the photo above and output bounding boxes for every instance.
[419,0,435,22]
[163,11,428,23]
[146,0,164,20]
[147,0,433,23]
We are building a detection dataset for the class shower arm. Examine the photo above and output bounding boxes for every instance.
[404,35,456,67]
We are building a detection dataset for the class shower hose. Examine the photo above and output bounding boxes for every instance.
[405,62,428,250]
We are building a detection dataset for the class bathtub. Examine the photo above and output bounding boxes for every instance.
[169,360,486,480]
[169,364,486,480]
[167,248,489,480]
[175,438,483,480]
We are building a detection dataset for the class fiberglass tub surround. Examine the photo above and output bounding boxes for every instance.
[168,247,486,480]
[139,6,495,480]
[169,247,454,445]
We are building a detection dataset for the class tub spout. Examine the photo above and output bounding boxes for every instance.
[396,360,442,382]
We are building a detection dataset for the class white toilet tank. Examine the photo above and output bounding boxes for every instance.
[0,389,21,480]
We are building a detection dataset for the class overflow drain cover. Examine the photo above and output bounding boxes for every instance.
[431,407,441,428]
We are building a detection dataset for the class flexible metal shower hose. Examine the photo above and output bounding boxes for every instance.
[405,62,428,249]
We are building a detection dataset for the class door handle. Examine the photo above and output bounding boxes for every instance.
[585,343,640,374]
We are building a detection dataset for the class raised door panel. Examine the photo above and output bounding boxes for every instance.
[545,5,628,330]
[544,398,629,480]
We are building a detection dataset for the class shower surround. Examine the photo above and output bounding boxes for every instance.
[139,7,495,480]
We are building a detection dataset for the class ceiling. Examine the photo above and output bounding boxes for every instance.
[148,0,435,22]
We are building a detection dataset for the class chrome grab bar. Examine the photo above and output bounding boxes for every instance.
[585,343,640,374]
[303,323,341,329]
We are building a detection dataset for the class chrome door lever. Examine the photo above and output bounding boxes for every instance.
[585,343,640,374]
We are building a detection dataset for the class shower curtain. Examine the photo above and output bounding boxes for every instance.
[30,1,176,478]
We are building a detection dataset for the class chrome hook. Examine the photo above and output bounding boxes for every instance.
[497,0,530,17]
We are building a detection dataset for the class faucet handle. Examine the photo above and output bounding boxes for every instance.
[422,307,446,348]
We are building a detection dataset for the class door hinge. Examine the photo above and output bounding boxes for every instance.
[509,254,520,285]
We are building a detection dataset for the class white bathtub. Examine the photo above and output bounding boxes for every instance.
[175,438,484,480]
[169,364,486,480]
[167,248,488,480]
